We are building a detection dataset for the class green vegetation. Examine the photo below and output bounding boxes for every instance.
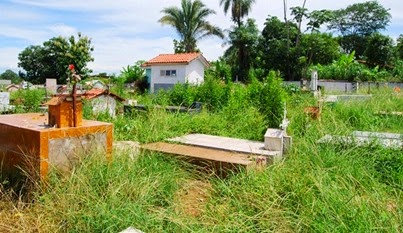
[159,0,224,53]
[10,88,46,113]
[18,33,94,84]
[1,83,402,232]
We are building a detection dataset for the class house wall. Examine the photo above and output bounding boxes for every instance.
[150,64,187,93]
[91,95,117,117]
[185,59,205,84]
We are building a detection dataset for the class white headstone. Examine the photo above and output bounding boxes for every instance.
[0,92,10,111]
[46,79,57,94]
[264,128,284,152]
[310,71,318,91]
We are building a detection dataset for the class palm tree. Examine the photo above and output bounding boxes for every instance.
[219,0,256,27]
[159,0,224,53]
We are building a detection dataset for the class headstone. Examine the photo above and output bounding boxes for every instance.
[126,99,138,106]
[119,226,144,233]
[0,92,10,111]
[46,79,57,94]
[264,129,284,152]
[310,71,318,91]
[352,82,359,93]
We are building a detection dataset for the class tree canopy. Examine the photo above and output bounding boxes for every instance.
[0,69,21,84]
[220,0,256,27]
[223,18,260,82]
[159,0,224,53]
[328,0,391,36]
[18,33,94,84]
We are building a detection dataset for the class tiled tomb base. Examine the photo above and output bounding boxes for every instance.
[0,113,113,183]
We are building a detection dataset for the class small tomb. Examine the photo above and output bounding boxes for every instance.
[0,93,113,185]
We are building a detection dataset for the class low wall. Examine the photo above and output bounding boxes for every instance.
[284,80,403,93]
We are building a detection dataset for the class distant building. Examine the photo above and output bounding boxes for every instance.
[141,53,209,93]
[5,84,19,92]
[83,88,125,117]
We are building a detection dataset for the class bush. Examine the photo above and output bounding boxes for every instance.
[257,71,287,127]
[11,89,45,112]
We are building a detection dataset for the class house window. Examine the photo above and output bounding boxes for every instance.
[160,70,177,77]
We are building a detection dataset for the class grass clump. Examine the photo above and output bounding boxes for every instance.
[0,85,402,232]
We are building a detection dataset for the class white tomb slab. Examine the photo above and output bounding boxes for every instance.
[168,134,282,157]
[318,131,402,149]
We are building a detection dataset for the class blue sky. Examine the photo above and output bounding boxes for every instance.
[1,0,402,75]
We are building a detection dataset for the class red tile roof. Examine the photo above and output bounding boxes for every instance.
[142,53,209,67]
[83,88,125,101]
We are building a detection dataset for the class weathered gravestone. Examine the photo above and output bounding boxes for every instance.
[0,92,10,111]
[46,79,57,94]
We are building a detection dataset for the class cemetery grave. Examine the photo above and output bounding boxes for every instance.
[0,75,113,186]
[318,131,402,149]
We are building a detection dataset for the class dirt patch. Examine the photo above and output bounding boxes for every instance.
[174,179,212,218]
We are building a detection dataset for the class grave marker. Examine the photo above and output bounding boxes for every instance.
[46,79,57,94]
[0,92,10,111]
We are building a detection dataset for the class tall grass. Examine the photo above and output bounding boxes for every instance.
[0,86,401,232]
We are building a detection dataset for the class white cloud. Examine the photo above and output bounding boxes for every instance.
[0,47,23,72]
[0,24,48,44]
[1,0,402,75]
[48,24,78,37]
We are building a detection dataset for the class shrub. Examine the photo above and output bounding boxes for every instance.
[257,71,288,128]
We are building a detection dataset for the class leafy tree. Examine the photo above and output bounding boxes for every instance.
[307,9,334,33]
[396,34,403,60]
[159,0,224,53]
[257,16,300,80]
[300,33,341,67]
[18,33,94,84]
[220,0,256,82]
[328,1,391,36]
[0,69,22,84]
[290,4,308,46]
[220,0,256,27]
[120,61,148,93]
[328,1,391,57]
[364,33,394,67]
[223,18,260,82]
[17,45,49,83]
[120,61,146,83]
[205,58,232,82]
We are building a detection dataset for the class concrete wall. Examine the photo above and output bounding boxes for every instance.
[49,132,107,171]
[91,95,117,117]
[284,80,403,93]
[185,59,205,84]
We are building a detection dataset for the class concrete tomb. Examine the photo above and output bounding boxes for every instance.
[0,94,113,184]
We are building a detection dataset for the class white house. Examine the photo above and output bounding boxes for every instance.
[141,53,209,93]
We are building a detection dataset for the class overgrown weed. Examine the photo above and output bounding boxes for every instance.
[0,86,401,232]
